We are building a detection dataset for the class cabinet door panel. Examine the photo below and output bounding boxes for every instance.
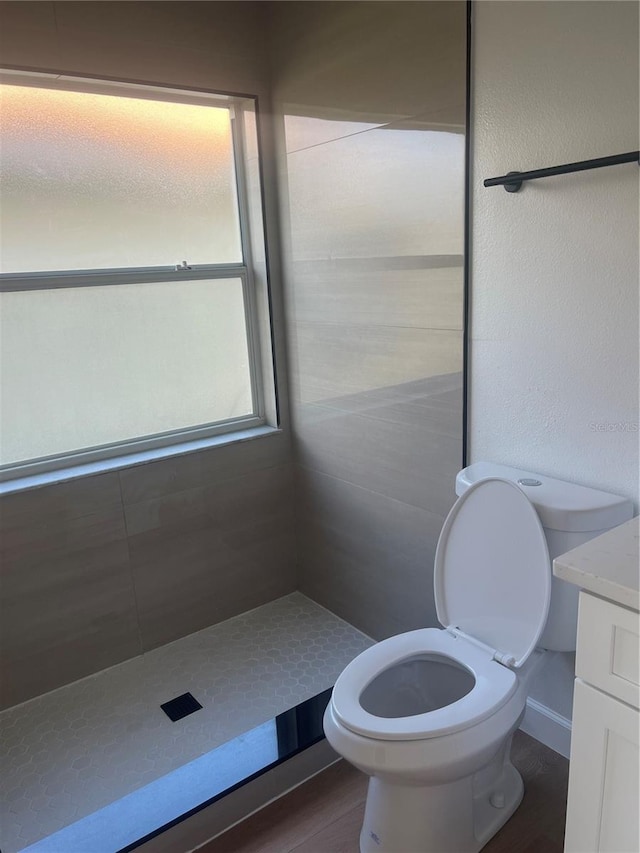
[576,592,640,708]
[565,679,639,853]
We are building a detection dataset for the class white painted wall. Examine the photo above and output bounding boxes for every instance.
[471,0,639,719]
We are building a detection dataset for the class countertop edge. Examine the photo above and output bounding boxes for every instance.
[554,560,640,612]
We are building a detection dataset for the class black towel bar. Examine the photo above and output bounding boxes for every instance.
[484,151,640,193]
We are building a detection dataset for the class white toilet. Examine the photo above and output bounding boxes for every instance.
[323,462,633,853]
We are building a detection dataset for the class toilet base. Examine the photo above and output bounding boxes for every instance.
[359,744,523,853]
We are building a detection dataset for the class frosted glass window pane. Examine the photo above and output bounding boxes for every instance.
[0,279,252,465]
[0,85,242,272]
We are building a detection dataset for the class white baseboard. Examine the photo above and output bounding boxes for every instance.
[520,697,572,759]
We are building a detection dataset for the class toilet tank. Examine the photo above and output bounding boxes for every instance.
[455,462,634,651]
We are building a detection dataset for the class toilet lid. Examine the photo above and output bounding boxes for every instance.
[434,477,551,668]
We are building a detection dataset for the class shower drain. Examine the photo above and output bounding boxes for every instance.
[160,692,203,722]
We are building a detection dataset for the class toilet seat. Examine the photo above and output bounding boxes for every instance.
[434,477,551,668]
[331,628,517,741]
[331,477,550,743]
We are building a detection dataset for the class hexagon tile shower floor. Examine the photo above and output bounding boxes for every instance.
[0,592,373,853]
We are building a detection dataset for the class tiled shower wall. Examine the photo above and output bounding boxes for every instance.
[0,434,296,710]
[270,2,467,640]
[0,1,468,709]
[0,1,298,710]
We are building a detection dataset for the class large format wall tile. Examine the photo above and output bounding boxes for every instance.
[290,323,463,406]
[285,123,465,261]
[290,262,463,330]
[0,541,138,709]
[0,474,140,709]
[126,464,297,650]
[294,402,461,519]
[0,443,298,706]
[296,468,446,639]
[0,473,121,540]
[312,374,463,440]
[118,432,290,505]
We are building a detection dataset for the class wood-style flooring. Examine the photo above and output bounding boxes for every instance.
[200,731,568,853]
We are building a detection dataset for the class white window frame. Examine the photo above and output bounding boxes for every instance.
[0,70,277,482]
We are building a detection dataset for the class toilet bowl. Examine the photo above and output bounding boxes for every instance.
[331,629,517,743]
[324,465,634,853]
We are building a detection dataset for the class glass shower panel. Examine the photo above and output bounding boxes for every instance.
[285,116,465,261]
[283,114,465,408]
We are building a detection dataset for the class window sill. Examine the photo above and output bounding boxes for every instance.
[0,426,282,497]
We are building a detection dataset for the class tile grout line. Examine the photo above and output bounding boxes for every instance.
[118,469,145,657]
[295,463,451,522]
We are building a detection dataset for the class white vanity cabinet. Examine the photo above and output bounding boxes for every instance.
[554,516,640,853]
[564,592,639,853]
